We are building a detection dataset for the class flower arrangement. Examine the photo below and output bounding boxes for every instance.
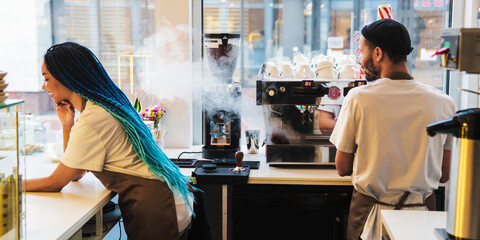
[140,105,166,129]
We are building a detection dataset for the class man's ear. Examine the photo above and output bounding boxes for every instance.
[374,47,383,62]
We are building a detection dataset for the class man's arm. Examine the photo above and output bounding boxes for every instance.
[440,150,451,183]
[26,163,86,192]
[318,110,336,130]
[335,150,354,176]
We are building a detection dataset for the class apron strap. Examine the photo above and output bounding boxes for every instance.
[372,191,426,210]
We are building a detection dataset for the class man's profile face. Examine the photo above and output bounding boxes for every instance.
[359,37,380,81]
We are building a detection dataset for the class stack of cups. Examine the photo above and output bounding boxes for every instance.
[377,4,393,20]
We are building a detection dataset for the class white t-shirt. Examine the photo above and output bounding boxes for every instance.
[62,101,192,232]
[330,78,456,239]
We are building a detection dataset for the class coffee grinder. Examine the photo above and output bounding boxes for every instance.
[202,33,241,159]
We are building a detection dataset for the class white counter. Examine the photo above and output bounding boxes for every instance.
[381,210,446,240]
[25,154,115,240]
[165,146,352,186]
[23,146,349,239]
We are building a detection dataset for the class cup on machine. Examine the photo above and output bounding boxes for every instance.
[265,62,280,78]
[335,55,357,69]
[296,63,314,79]
[338,64,360,79]
[245,130,260,154]
[279,62,295,78]
[314,59,337,79]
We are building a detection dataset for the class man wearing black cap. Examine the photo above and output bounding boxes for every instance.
[329,19,456,240]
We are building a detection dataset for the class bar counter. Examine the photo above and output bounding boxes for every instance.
[167,145,352,185]
[24,145,351,240]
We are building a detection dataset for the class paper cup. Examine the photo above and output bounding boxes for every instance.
[377,4,393,20]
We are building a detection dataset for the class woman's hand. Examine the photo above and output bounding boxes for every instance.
[55,100,75,129]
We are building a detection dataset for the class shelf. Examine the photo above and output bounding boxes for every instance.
[0,99,24,110]
[82,206,122,240]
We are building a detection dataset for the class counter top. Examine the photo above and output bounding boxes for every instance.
[23,145,349,239]
[381,210,446,240]
[165,145,352,186]
[25,153,115,240]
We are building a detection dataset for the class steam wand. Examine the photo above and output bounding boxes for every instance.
[231,151,246,173]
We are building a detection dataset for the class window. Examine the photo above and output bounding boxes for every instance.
[203,0,451,88]
[202,0,452,144]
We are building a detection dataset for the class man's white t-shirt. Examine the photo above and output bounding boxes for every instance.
[62,101,192,232]
[330,78,456,239]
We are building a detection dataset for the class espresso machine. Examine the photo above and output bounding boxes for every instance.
[256,64,366,166]
[427,28,480,240]
[202,33,241,159]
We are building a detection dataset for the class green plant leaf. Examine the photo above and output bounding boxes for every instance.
[133,97,142,112]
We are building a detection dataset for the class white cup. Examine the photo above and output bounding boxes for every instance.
[315,67,338,79]
[52,143,64,158]
[293,53,308,65]
[279,62,295,78]
[313,58,337,79]
[265,62,280,78]
[310,54,325,69]
[293,53,309,72]
[338,64,360,79]
[296,63,314,79]
[335,55,357,69]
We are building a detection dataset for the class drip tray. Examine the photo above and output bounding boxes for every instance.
[170,158,198,168]
[170,158,260,169]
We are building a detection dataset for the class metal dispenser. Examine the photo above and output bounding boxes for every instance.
[427,108,480,240]
[433,28,480,73]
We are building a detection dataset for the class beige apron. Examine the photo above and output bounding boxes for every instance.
[91,170,180,240]
[346,188,435,240]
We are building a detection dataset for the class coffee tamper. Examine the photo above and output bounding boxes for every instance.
[231,151,246,172]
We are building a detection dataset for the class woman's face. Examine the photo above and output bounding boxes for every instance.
[41,61,74,105]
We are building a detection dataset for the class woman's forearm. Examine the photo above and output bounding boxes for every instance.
[25,177,64,192]
[25,163,86,192]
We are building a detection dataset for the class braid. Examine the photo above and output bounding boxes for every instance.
[44,42,194,212]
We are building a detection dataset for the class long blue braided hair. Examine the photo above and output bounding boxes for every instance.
[44,42,193,211]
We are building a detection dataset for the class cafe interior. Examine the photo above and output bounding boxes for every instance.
[0,0,479,239]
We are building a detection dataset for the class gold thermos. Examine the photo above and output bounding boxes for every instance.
[427,108,480,240]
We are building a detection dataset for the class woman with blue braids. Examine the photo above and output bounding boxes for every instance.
[26,42,193,240]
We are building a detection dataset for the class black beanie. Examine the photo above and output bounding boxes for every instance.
[361,19,413,55]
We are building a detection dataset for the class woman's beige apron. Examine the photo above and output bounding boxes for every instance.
[346,188,435,240]
[91,170,180,240]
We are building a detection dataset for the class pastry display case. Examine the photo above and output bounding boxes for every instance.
[0,99,26,239]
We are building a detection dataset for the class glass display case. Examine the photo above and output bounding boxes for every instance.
[0,99,26,239]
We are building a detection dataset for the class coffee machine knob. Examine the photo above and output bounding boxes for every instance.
[267,88,276,97]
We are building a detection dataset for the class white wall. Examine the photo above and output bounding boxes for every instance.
[0,0,52,92]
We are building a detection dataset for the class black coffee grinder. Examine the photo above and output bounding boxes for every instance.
[202,33,241,159]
